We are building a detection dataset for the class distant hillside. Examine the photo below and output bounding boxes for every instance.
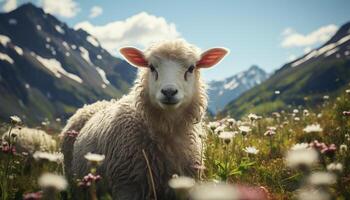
[207,65,269,113]
[0,3,136,124]
[222,21,350,118]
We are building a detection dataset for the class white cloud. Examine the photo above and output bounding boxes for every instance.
[40,0,80,18]
[74,12,181,54]
[89,6,103,18]
[281,24,338,48]
[2,0,17,12]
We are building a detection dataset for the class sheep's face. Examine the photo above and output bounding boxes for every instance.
[147,59,197,109]
[120,41,229,110]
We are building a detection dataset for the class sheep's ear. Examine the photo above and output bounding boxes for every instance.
[119,47,148,68]
[196,48,229,68]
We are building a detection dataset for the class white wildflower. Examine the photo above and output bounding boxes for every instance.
[326,163,343,173]
[264,129,276,136]
[308,172,337,186]
[190,182,239,200]
[226,118,235,125]
[285,148,318,169]
[84,152,105,164]
[168,176,195,190]
[10,115,22,125]
[238,126,251,133]
[297,188,331,200]
[219,131,236,140]
[291,143,309,151]
[219,131,236,144]
[41,121,49,126]
[272,112,281,118]
[303,124,323,133]
[267,126,277,131]
[38,173,67,191]
[293,109,299,114]
[214,125,225,134]
[243,146,259,154]
[248,113,260,121]
[346,89,350,94]
[33,151,63,163]
[208,121,220,130]
[294,117,300,121]
[323,95,329,100]
[275,90,280,94]
[340,144,347,153]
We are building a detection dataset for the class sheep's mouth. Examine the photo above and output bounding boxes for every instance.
[160,98,179,106]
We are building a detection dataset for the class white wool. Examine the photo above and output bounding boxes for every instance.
[61,100,116,135]
[2,127,57,153]
[62,40,215,198]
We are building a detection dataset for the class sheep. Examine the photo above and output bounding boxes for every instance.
[61,39,229,199]
[2,127,57,153]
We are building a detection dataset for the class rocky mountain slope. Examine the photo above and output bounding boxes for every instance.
[207,65,268,113]
[222,22,350,118]
[0,3,136,124]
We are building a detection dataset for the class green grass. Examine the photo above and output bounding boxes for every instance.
[0,90,349,199]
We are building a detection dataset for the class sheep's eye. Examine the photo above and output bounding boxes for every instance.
[149,64,158,80]
[187,65,195,73]
[149,65,156,72]
[184,65,195,81]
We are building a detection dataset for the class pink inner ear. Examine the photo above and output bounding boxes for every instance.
[196,48,228,68]
[120,47,148,67]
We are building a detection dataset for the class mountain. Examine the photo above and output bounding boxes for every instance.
[0,3,136,124]
[207,65,269,113]
[222,22,350,118]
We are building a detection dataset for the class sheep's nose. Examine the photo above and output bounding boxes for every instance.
[161,86,178,98]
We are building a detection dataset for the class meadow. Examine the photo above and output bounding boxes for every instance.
[0,88,349,200]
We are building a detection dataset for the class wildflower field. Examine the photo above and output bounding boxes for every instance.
[0,89,350,200]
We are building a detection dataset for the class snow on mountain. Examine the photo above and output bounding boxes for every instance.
[35,55,83,83]
[86,35,99,47]
[0,52,14,64]
[207,65,269,113]
[286,23,350,69]
[0,3,136,124]
[223,22,350,118]
[0,34,11,45]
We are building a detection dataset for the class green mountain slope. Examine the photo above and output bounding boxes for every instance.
[222,22,350,118]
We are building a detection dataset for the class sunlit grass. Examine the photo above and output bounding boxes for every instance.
[0,89,349,199]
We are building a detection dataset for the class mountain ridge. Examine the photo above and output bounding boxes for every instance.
[207,65,269,113]
[0,3,136,124]
[222,21,350,118]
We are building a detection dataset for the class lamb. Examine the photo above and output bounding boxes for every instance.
[2,127,57,153]
[61,39,229,199]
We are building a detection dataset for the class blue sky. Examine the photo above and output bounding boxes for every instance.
[4,0,350,81]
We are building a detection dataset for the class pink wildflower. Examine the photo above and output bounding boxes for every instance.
[78,173,102,188]
[23,191,42,200]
